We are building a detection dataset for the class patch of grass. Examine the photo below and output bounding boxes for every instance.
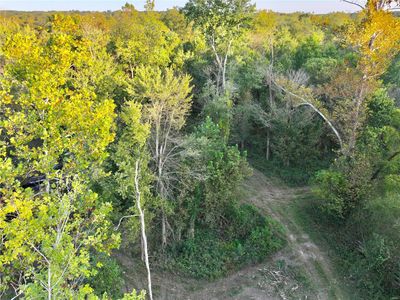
[228,286,243,297]
[314,261,329,284]
[290,265,313,290]
[289,193,364,299]
[248,155,321,187]
[162,204,285,279]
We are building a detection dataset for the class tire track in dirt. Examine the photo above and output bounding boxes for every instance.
[243,169,345,300]
[185,168,346,299]
[118,169,347,299]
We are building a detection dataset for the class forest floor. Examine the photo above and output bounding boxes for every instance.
[117,168,350,299]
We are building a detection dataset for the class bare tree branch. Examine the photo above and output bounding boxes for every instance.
[342,0,365,9]
[271,78,344,149]
[115,214,138,231]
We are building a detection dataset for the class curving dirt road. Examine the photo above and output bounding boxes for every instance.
[240,169,346,300]
[180,169,346,300]
[118,168,347,299]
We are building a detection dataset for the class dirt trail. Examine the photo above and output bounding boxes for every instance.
[118,169,346,299]
[241,169,345,300]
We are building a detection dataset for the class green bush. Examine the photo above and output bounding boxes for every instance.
[313,154,373,219]
[302,191,400,299]
[349,234,400,299]
[166,230,229,279]
[249,155,328,186]
[163,204,285,279]
[225,204,265,239]
[244,226,283,262]
[313,170,348,218]
[88,253,124,299]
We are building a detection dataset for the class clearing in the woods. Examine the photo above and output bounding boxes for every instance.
[118,169,350,300]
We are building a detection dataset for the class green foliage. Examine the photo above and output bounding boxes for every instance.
[310,85,400,298]
[313,170,348,218]
[314,153,373,219]
[119,290,147,300]
[366,89,397,128]
[303,57,338,84]
[314,89,400,219]
[165,230,228,278]
[350,234,399,298]
[164,204,284,279]
[294,34,324,69]
[112,8,185,74]
[183,0,255,43]
[354,193,400,298]
[192,118,251,226]
[0,16,119,298]
[88,253,124,299]
[3,5,399,299]
[183,0,256,92]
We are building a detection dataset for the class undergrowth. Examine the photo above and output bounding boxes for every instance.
[248,155,328,186]
[162,204,285,279]
[291,193,397,300]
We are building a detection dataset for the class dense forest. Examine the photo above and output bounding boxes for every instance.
[0,0,399,299]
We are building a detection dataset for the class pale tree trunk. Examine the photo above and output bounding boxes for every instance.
[269,36,275,111]
[216,62,221,92]
[154,119,168,249]
[31,245,52,300]
[266,129,270,161]
[176,226,182,242]
[48,267,52,300]
[222,40,232,93]
[188,217,195,239]
[210,35,223,94]
[129,63,134,80]
[141,235,145,261]
[347,80,367,156]
[159,175,167,248]
[134,160,153,300]
[210,35,232,94]
[296,102,343,150]
[161,210,167,248]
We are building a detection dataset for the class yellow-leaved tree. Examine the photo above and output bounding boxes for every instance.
[129,66,193,249]
[343,0,400,154]
[0,15,119,299]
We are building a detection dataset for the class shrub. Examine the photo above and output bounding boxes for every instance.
[163,204,285,279]
[350,234,400,299]
[313,170,348,218]
[244,226,284,262]
[314,154,372,219]
[88,253,124,299]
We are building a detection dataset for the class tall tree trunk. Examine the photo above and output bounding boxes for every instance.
[188,217,195,239]
[176,226,182,242]
[347,82,367,156]
[135,160,153,300]
[48,267,52,300]
[222,59,227,92]
[161,210,167,248]
[141,235,145,261]
[266,129,271,161]
[269,37,275,111]
[222,40,232,93]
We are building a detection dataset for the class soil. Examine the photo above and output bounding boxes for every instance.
[116,168,348,300]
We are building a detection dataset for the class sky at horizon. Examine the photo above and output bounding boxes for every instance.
[0,0,360,13]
